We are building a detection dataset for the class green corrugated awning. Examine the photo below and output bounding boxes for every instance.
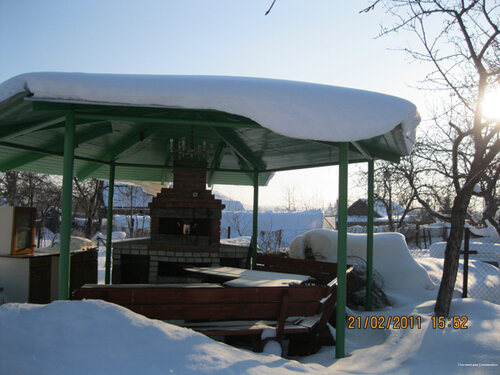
[0,73,420,184]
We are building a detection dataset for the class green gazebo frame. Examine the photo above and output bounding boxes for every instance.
[0,73,419,358]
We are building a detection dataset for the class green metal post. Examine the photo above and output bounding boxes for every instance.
[336,142,348,359]
[251,170,259,268]
[105,164,115,284]
[58,112,76,300]
[366,160,374,311]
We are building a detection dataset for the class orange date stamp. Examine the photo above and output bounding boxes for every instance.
[347,315,422,329]
[347,315,469,330]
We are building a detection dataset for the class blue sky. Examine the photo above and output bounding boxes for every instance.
[0,0,428,208]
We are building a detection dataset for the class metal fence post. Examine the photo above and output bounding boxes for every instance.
[462,228,470,298]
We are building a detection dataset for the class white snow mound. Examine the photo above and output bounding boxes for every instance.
[289,229,433,290]
[0,300,316,375]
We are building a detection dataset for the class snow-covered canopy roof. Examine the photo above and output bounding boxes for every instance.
[0,72,420,186]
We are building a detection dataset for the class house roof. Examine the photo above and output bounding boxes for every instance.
[0,73,420,186]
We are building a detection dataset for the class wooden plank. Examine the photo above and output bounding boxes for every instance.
[187,322,311,336]
[276,290,289,339]
[119,300,320,321]
[73,284,326,304]
[256,255,338,273]
[254,255,340,283]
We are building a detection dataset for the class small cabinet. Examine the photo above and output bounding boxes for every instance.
[0,249,98,303]
[29,256,52,303]
[0,206,36,256]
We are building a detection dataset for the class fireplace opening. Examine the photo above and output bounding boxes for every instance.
[158,218,211,236]
[121,254,150,284]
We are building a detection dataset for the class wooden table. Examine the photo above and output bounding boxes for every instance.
[184,266,311,287]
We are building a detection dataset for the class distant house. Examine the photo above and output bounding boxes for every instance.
[324,199,408,229]
[347,198,406,226]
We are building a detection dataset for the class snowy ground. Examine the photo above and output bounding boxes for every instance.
[1,244,499,374]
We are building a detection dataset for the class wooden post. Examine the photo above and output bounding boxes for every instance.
[58,112,75,300]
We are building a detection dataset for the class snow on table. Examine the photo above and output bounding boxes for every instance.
[184,266,311,287]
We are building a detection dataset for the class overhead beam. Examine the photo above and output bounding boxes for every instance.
[210,127,266,170]
[160,149,171,186]
[363,145,400,163]
[0,122,113,172]
[351,141,373,160]
[75,113,261,129]
[207,142,226,186]
[30,100,261,129]
[0,93,30,120]
[75,125,162,180]
[314,139,398,163]
[223,147,254,183]
[0,116,66,141]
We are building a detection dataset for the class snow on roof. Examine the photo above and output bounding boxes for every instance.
[0,72,420,153]
[360,198,405,217]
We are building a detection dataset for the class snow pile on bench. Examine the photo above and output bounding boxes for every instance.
[289,229,433,291]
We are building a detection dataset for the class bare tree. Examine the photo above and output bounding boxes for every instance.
[0,172,62,244]
[227,210,251,237]
[73,178,105,238]
[281,185,297,211]
[365,0,500,316]
[0,171,20,205]
[472,159,500,232]
[115,184,151,238]
[358,160,417,230]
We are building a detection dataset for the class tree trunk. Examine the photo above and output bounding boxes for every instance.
[6,171,18,205]
[434,189,472,317]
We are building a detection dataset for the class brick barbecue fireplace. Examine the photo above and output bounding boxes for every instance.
[112,160,249,284]
[148,160,224,255]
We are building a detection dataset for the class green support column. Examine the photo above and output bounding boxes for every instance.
[251,170,259,268]
[105,164,115,284]
[366,160,374,310]
[336,142,348,359]
[58,112,76,300]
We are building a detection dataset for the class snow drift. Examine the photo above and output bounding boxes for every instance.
[289,229,433,290]
[0,300,318,375]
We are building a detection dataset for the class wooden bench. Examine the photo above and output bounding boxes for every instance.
[254,254,345,285]
[72,267,355,356]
